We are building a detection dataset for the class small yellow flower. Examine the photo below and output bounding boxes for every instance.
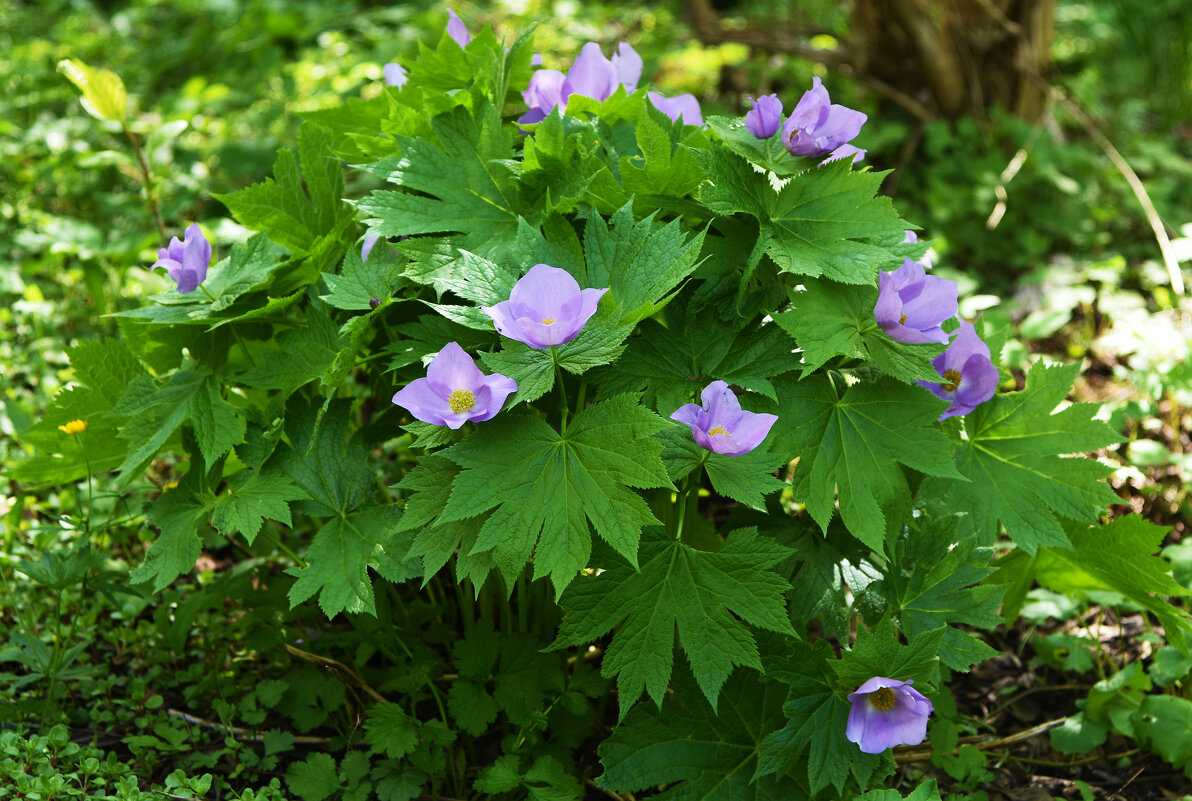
[58,419,87,435]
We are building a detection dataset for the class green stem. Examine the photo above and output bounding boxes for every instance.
[230,327,257,368]
[575,379,587,415]
[262,529,307,568]
[123,125,167,244]
[552,348,569,436]
[516,571,528,634]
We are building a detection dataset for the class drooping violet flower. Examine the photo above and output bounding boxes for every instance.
[151,223,211,294]
[918,321,1000,420]
[846,677,933,754]
[874,259,958,344]
[446,8,471,48]
[482,264,608,349]
[744,94,783,139]
[382,62,408,88]
[670,381,778,457]
[781,76,866,160]
[518,42,641,126]
[392,342,517,429]
[647,91,703,126]
[361,234,380,262]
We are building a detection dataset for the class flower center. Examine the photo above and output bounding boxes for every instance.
[707,425,730,437]
[869,687,897,711]
[541,317,556,325]
[942,368,962,393]
[447,389,476,414]
[899,313,908,325]
[58,419,87,435]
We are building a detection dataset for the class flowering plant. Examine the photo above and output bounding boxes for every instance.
[34,10,1147,801]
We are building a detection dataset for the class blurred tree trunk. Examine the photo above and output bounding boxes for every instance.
[690,0,1057,122]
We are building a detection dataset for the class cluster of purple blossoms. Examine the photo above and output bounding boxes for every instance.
[519,42,702,127]
[873,247,999,419]
[393,264,609,428]
[151,224,211,294]
[744,77,866,163]
[846,677,933,753]
[670,380,778,457]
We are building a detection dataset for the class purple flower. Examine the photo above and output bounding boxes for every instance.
[446,8,471,49]
[745,94,783,139]
[392,342,517,429]
[670,380,778,457]
[482,264,608,349]
[151,224,211,294]
[846,677,933,754]
[874,258,958,344]
[647,91,703,126]
[518,42,641,126]
[904,230,918,244]
[382,62,408,88]
[361,234,380,262]
[919,321,1000,420]
[781,77,867,159]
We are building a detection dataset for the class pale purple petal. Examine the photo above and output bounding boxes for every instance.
[531,53,543,66]
[647,91,703,126]
[672,381,776,456]
[575,287,609,330]
[425,341,483,396]
[950,353,1001,414]
[818,103,867,148]
[822,143,866,164]
[393,378,454,428]
[508,263,582,321]
[152,225,210,294]
[611,42,642,93]
[362,234,380,262]
[701,380,744,432]
[900,274,958,326]
[470,373,519,422]
[875,259,957,344]
[382,62,408,88]
[782,76,866,158]
[481,300,525,344]
[919,321,999,419]
[563,42,618,102]
[744,94,783,139]
[846,677,933,754]
[904,230,918,244]
[724,412,778,455]
[446,9,471,48]
[670,403,703,429]
[522,69,566,118]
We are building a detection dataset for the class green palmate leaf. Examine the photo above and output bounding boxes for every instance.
[214,125,347,255]
[111,367,244,484]
[697,148,906,284]
[704,115,804,177]
[396,455,495,586]
[358,101,523,260]
[1018,516,1192,652]
[594,307,797,415]
[581,202,706,325]
[519,111,605,215]
[475,755,581,801]
[480,311,632,406]
[437,396,671,595]
[130,486,212,592]
[918,362,1125,552]
[210,471,307,545]
[619,104,705,199]
[273,398,375,518]
[364,703,420,760]
[835,616,944,691]
[399,238,519,306]
[774,278,946,384]
[553,528,796,713]
[447,679,499,736]
[285,753,342,801]
[599,665,803,800]
[238,306,341,393]
[321,238,405,310]
[658,427,786,510]
[857,781,943,801]
[287,504,419,618]
[774,375,960,552]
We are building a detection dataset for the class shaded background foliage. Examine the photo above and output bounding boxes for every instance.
[2,0,1192,798]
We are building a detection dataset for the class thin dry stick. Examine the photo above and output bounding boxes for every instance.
[1051,87,1185,295]
[894,716,1066,763]
[585,778,630,801]
[285,642,389,704]
[167,708,330,744]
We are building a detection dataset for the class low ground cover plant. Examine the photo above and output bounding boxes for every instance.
[5,6,1192,799]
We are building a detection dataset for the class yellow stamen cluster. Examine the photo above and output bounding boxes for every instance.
[58,419,87,435]
[541,317,556,325]
[869,687,897,711]
[707,425,730,437]
[942,368,962,393]
[899,313,907,325]
[447,388,476,414]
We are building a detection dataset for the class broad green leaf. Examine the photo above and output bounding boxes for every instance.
[364,703,420,759]
[834,616,944,691]
[697,148,906,284]
[210,471,307,545]
[619,104,705,199]
[214,125,347,255]
[553,528,796,713]
[437,397,671,595]
[658,427,786,510]
[1135,695,1192,771]
[917,362,1125,552]
[581,203,706,325]
[599,666,803,800]
[238,307,340,393]
[285,753,342,801]
[58,58,127,122]
[287,504,419,618]
[519,110,604,215]
[704,115,804,177]
[774,278,945,384]
[358,102,522,260]
[775,376,960,552]
[130,487,212,592]
[856,781,943,801]
[321,238,405,310]
[399,239,519,306]
[447,679,499,736]
[274,398,375,518]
